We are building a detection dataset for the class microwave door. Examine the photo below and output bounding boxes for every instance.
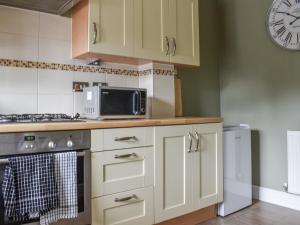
[100,89,137,116]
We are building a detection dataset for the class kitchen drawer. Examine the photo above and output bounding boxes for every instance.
[103,127,153,150]
[92,147,154,197]
[92,187,154,225]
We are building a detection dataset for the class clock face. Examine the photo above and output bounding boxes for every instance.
[267,0,300,50]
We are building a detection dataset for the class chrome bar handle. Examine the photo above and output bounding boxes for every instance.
[194,132,200,152]
[114,136,137,142]
[0,151,86,165]
[92,22,97,44]
[115,194,137,202]
[172,37,177,56]
[165,36,170,55]
[188,132,193,153]
[114,153,138,159]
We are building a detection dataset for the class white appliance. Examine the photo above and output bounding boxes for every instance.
[218,125,252,216]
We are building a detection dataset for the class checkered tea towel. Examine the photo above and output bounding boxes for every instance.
[40,152,78,225]
[2,154,59,222]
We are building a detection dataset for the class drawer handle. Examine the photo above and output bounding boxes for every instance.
[114,153,138,159]
[114,136,137,142]
[115,194,137,202]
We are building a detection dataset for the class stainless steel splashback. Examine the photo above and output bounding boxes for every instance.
[0,0,80,15]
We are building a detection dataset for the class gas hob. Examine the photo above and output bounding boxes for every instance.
[0,113,83,124]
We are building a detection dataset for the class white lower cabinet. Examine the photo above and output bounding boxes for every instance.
[92,187,154,225]
[154,123,223,223]
[91,123,223,225]
[192,123,223,209]
[154,125,194,222]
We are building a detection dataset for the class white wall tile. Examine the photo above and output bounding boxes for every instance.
[38,69,73,94]
[104,62,137,71]
[0,67,37,94]
[152,62,174,71]
[38,94,73,114]
[0,93,37,114]
[126,76,139,88]
[38,38,72,64]
[0,33,38,60]
[74,72,106,84]
[0,6,39,36]
[39,13,71,41]
[106,74,127,87]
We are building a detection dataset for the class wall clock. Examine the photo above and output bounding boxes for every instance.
[267,0,300,50]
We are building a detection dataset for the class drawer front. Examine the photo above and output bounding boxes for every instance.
[92,147,154,197]
[103,127,153,150]
[92,187,154,225]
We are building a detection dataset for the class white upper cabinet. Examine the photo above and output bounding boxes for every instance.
[72,0,200,66]
[133,0,169,62]
[169,0,200,66]
[89,0,134,56]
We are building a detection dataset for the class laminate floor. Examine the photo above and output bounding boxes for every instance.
[199,201,300,225]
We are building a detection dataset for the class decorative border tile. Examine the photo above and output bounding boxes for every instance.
[0,58,175,76]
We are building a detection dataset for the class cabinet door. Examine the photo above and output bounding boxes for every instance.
[89,0,134,56]
[154,125,193,223]
[92,187,154,225]
[192,123,223,210]
[134,0,170,62]
[169,0,200,66]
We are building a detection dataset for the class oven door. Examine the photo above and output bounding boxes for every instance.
[99,88,145,119]
[0,150,91,225]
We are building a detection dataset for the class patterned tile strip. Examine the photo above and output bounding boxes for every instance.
[0,58,175,76]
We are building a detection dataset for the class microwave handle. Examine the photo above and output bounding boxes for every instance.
[133,91,140,115]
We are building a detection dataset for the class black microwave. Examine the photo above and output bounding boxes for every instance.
[83,87,147,120]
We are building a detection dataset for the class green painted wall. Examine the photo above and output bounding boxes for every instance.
[178,0,220,117]
[218,0,300,191]
[180,0,300,191]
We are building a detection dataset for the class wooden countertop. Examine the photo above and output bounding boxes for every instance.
[0,117,223,133]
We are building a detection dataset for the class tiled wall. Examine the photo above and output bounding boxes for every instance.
[0,6,175,117]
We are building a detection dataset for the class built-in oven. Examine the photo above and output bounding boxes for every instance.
[83,86,147,120]
[0,130,91,225]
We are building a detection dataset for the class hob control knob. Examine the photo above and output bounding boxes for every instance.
[67,140,74,148]
[48,141,56,149]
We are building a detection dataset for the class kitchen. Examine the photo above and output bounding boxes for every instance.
[0,0,300,225]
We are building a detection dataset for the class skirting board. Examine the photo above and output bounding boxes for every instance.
[253,185,300,211]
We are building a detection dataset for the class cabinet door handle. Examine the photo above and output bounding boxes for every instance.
[93,22,97,44]
[194,131,200,152]
[172,37,176,56]
[115,194,137,202]
[114,136,137,142]
[188,132,193,153]
[114,153,138,159]
[165,36,170,55]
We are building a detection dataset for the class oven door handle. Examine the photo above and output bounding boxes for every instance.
[0,151,87,164]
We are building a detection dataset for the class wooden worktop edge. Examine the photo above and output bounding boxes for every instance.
[0,117,223,133]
